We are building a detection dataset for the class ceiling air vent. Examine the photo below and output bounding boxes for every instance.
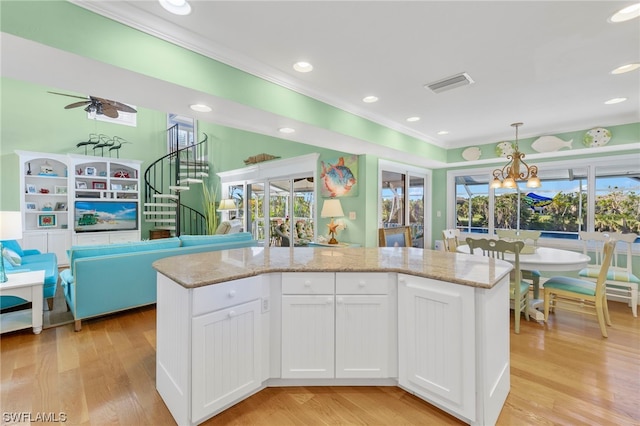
[425,72,474,93]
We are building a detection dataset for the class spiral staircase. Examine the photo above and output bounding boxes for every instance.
[143,126,209,236]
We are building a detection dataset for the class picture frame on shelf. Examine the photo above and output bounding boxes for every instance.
[123,184,137,191]
[76,181,88,189]
[55,202,67,211]
[26,184,37,194]
[37,214,57,228]
[55,186,67,195]
[85,167,97,176]
[26,202,37,210]
[92,181,107,190]
[111,183,123,190]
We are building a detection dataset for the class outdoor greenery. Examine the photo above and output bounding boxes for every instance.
[457,189,640,234]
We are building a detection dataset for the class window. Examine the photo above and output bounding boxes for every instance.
[379,160,429,248]
[448,154,639,245]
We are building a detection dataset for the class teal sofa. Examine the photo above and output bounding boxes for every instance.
[1,240,58,311]
[59,232,257,331]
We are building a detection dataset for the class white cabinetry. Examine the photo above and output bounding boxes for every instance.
[17,151,72,265]
[281,272,396,380]
[69,155,142,244]
[156,274,263,426]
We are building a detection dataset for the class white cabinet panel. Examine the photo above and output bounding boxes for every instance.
[335,295,389,378]
[192,299,262,423]
[398,274,476,421]
[281,294,335,379]
[22,230,72,266]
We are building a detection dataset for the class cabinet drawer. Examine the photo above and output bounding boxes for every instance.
[75,233,110,246]
[192,276,261,316]
[336,272,390,295]
[282,272,334,294]
[109,231,139,243]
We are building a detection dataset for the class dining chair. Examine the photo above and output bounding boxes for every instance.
[495,229,542,299]
[466,237,529,333]
[442,229,461,252]
[578,231,639,317]
[544,240,615,337]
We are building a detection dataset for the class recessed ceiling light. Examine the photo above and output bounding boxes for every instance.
[159,0,191,15]
[437,130,449,135]
[611,63,640,74]
[406,116,421,122]
[190,104,211,112]
[604,97,627,105]
[609,3,640,23]
[293,61,313,73]
[362,96,379,103]
[279,127,296,134]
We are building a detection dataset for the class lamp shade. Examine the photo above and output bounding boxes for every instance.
[321,199,344,218]
[0,211,22,241]
[217,199,237,211]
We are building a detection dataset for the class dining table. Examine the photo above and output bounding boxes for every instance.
[456,244,591,320]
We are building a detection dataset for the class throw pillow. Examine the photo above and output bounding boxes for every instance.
[2,247,22,266]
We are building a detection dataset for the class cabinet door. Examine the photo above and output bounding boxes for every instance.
[47,230,72,265]
[281,295,334,379]
[398,275,476,421]
[335,295,389,378]
[191,299,261,423]
[21,232,48,253]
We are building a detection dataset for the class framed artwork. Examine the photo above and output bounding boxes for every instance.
[26,202,37,210]
[55,185,68,194]
[85,167,97,176]
[26,184,37,193]
[76,181,88,189]
[92,181,107,190]
[320,155,358,197]
[55,202,67,211]
[378,226,412,247]
[38,214,57,228]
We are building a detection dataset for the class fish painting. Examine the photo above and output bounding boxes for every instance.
[320,156,357,197]
[531,135,573,153]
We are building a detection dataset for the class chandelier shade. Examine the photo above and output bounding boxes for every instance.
[490,122,541,189]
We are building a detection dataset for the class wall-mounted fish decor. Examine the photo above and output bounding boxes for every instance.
[320,156,358,197]
[531,135,573,153]
[583,127,611,148]
[243,153,280,165]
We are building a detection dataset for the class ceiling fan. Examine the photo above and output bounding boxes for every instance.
[48,91,137,118]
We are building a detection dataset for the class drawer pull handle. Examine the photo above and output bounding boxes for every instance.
[358,280,366,287]
[304,281,312,287]
[229,290,236,297]
[228,310,235,318]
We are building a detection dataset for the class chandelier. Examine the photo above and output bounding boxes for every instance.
[490,122,541,189]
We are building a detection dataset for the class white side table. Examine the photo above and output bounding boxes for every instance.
[0,270,45,334]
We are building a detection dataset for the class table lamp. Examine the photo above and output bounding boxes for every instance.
[321,199,344,244]
[0,211,23,283]
[217,198,237,211]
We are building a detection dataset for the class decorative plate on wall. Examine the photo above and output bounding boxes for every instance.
[531,135,573,152]
[495,141,515,157]
[462,146,482,161]
[583,127,611,148]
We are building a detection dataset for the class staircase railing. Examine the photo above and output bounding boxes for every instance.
[143,128,209,236]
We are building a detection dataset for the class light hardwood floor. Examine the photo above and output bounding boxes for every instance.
[1,301,638,425]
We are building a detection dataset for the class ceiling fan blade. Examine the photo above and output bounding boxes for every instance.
[96,97,137,113]
[48,91,88,100]
[65,101,91,109]
[101,105,120,119]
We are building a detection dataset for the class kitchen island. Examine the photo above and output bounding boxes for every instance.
[154,246,513,426]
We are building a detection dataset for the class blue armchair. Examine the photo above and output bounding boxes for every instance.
[1,240,58,310]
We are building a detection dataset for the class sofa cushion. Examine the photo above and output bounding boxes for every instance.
[0,240,24,257]
[2,247,21,266]
[179,232,252,247]
[68,237,181,273]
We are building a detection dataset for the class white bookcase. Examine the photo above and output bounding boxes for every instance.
[16,151,142,265]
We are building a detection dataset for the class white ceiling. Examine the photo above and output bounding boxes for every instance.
[5,1,640,162]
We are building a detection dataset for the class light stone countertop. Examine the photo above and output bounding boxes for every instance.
[153,246,513,289]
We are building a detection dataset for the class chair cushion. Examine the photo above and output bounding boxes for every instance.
[544,276,596,296]
[510,280,530,298]
[2,247,21,266]
[215,221,231,234]
[20,252,58,286]
[579,267,640,284]
[523,269,541,278]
